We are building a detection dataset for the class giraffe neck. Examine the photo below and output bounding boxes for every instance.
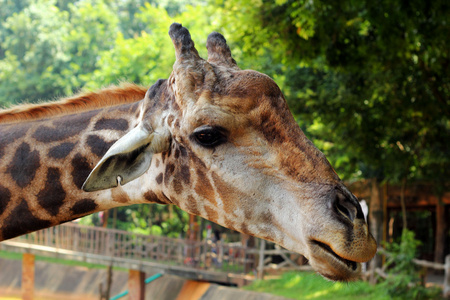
[0,93,172,241]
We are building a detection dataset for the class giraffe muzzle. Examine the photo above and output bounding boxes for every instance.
[302,186,377,281]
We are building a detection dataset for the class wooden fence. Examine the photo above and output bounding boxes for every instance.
[10,222,255,274]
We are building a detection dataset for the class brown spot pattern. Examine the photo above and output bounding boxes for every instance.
[33,110,98,143]
[0,125,29,158]
[71,199,98,215]
[111,187,131,203]
[86,135,115,157]
[211,171,246,215]
[94,118,129,131]
[144,190,156,201]
[37,168,66,216]
[194,168,216,205]
[173,180,183,194]
[0,185,11,215]
[48,142,77,159]
[184,195,198,215]
[2,199,52,240]
[204,206,218,222]
[179,165,191,185]
[156,173,163,184]
[144,190,167,204]
[71,154,92,189]
[8,142,41,188]
[164,163,175,186]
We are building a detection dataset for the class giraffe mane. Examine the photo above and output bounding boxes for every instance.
[0,83,148,124]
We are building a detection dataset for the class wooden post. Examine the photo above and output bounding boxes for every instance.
[99,265,113,300]
[102,210,109,228]
[176,280,210,300]
[241,233,255,273]
[444,254,450,298]
[369,178,384,284]
[382,183,388,266]
[257,239,265,280]
[128,269,145,300]
[434,200,446,264]
[22,253,35,300]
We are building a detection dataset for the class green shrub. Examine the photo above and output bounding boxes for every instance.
[379,229,441,299]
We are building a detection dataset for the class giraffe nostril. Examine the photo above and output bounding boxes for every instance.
[334,193,356,223]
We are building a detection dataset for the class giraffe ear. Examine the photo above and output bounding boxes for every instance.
[82,125,171,192]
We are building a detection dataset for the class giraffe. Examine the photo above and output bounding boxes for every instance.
[0,23,376,281]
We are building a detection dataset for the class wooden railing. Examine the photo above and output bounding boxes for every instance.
[10,222,254,274]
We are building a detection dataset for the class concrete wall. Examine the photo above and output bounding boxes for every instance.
[0,257,289,300]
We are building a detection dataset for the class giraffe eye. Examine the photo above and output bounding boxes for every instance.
[192,126,227,148]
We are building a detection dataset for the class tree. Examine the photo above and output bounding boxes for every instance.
[0,0,120,105]
[82,4,174,89]
[216,0,449,185]
[64,0,120,89]
[0,0,71,105]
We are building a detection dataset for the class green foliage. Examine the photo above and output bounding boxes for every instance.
[245,271,389,299]
[64,0,120,87]
[0,0,71,104]
[379,229,442,299]
[82,4,174,89]
[109,204,189,238]
[218,0,450,189]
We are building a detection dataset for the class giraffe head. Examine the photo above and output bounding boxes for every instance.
[83,23,376,281]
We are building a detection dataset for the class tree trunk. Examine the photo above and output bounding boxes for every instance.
[434,199,446,264]
[112,208,117,229]
[400,178,407,230]
[369,178,384,284]
[102,210,109,228]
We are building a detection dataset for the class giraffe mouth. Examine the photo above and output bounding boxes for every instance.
[312,240,358,271]
[309,240,360,281]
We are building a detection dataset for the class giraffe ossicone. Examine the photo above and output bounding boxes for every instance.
[0,23,377,281]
